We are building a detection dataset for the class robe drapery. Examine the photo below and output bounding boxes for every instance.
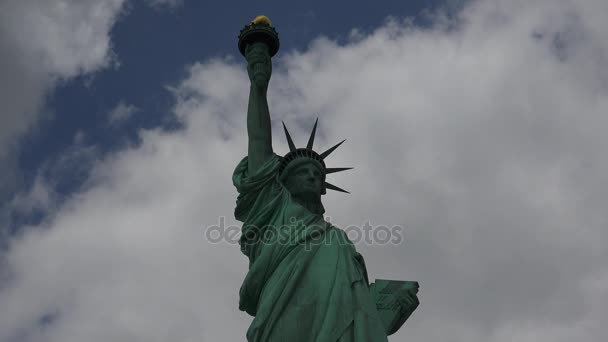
[233,154,388,342]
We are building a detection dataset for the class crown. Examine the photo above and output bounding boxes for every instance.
[279,118,352,194]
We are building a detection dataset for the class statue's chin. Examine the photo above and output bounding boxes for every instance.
[293,190,321,200]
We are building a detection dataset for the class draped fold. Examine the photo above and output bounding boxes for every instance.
[233,154,388,341]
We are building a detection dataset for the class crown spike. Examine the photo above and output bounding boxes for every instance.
[282,121,297,152]
[306,117,319,150]
[324,181,350,194]
[320,139,346,160]
[325,167,353,174]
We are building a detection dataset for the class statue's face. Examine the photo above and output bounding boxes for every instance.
[284,162,324,197]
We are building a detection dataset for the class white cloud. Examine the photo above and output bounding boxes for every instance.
[107,101,140,126]
[2,0,608,341]
[9,176,56,218]
[0,0,126,194]
[8,133,99,222]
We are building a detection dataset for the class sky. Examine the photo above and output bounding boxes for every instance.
[0,0,607,341]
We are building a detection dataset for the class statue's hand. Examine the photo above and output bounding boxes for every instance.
[245,42,272,89]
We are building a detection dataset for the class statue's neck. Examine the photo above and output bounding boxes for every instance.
[292,195,325,216]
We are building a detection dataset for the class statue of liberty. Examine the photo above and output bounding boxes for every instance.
[233,16,420,341]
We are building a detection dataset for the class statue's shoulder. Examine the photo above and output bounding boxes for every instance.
[323,222,357,248]
[234,153,282,184]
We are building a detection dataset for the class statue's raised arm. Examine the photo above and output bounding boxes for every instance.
[245,42,273,175]
[239,16,280,175]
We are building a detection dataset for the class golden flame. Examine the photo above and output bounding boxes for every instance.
[251,15,272,26]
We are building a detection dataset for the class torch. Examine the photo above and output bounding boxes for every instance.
[238,15,280,58]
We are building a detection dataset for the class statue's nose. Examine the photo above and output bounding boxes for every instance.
[306,172,316,182]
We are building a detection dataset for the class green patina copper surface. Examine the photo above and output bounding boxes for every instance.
[233,16,419,341]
